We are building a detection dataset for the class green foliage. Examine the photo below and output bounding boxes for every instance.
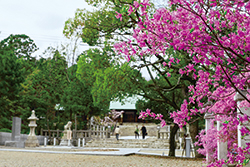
[63,0,152,46]
[60,64,103,129]
[0,36,26,129]
[19,48,68,132]
[0,128,12,133]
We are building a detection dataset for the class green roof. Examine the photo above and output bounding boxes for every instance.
[109,96,143,110]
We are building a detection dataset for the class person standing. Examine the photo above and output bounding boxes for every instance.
[134,125,139,139]
[141,124,147,139]
[114,126,121,140]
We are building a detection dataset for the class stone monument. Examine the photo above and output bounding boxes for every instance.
[59,121,73,146]
[25,110,39,147]
[5,117,24,148]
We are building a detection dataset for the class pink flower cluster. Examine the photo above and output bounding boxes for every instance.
[114,0,250,166]
[139,108,166,127]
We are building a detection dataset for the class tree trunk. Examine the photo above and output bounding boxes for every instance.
[70,109,72,122]
[190,121,204,158]
[168,123,179,156]
[47,117,52,145]
[82,114,88,130]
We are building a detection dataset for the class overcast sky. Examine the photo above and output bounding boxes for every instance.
[0,0,156,80]
[0,0,93,57]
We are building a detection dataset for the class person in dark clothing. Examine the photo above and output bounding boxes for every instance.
[141,124,147,139]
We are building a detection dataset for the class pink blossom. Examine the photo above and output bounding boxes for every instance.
[133,1,140,8]
[128,5,133,16]
[115,11,122,21]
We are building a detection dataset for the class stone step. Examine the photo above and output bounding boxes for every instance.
[85,138,171,149]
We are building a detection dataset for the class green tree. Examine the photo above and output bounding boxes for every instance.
[60,64,102,130]
[0,34,38,131]
[20,48,68,133]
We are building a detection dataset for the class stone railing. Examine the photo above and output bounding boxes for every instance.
[40,129,63,144]
[157,131,184,141]
[72,129,109,140]
[41,125,111,145]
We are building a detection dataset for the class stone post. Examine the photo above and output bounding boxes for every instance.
[97,125,99,138]
[25,110,39,147]
[234,91,250,167]
[5,117,25,148]
[78,138,80,147]
[102,126,105,138]
[44,137,47,147]
[106,126,111,138]
[11,117,21,141]
[217,121,227,167]
[204,112,215,163]
[157,126,160,139]
[82,138,85,147]
[166,125,170,139]
[185,137,191,157]
[93,125,96,137]
[68,139,70,146]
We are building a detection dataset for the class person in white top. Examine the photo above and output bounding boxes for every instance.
[114,126,121,140]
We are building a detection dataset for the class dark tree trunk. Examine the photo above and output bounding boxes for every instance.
[70,109,72,122]
[82,114,88,130]
[168,123,179,156]
[190,121,204,158]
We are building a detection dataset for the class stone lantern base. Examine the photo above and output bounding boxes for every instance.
[25,136,39,147]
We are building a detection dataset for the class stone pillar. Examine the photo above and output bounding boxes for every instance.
[53,138,56,146]
[78,138,80,147]
[82,138,85,147]
[97,125,99,138]
[185,137,191,157]
[11,117,21,141]
[106,126,111,138]
[5,117,24,148]
[234,91,250,166]
[157,126,160,139]
[102,126,105,138]
[44,137,47,147]
[204,113,215,163]
[25,110,39,147]
[166,125,170,139]
[217,121,227,167]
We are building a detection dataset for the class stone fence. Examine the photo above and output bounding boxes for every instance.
[157,131,184,141]
[40,125,111,145]
[0,132,45,146]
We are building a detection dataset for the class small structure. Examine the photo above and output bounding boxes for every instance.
[109,96,145,123]
[59,121,73,146]
[5,117,24,148]
[25,110,39,147]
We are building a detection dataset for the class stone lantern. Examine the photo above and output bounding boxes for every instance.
[25,110,39,147]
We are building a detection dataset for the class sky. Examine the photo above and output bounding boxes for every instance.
[0,0,156,80]
[0,0,92,57]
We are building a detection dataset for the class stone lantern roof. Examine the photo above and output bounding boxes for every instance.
[27,110,39,121]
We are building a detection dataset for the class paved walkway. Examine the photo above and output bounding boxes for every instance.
[0,151,204,167]
[0,146,195,158]
[0,136,195,157]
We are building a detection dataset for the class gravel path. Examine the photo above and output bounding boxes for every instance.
[0,151,204,167]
